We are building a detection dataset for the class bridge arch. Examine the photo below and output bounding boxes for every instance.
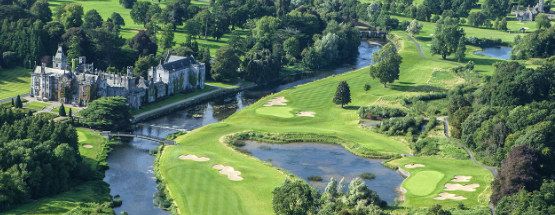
[101,131,175,145]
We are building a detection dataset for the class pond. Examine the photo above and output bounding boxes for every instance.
[103,41,383,214]
[474,46,512,60]
[241,142,403,205]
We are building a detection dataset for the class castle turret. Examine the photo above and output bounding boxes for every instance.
[52,45,67,70]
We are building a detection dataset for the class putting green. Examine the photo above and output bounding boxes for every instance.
[404,170,444,196]
[255,107,294,118]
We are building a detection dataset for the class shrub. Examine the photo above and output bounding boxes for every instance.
[412,138,440,156]
[466,37,506,48]
[358,106,406,119]
[307,176,323,181]
[359,172,376,180]
[402,93,447,105]
[379,116,424,136]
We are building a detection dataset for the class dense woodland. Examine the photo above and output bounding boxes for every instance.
[0,110,95,211]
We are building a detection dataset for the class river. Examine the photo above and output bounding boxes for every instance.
[103,42,387,214]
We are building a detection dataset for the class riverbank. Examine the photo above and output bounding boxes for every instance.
[132,83,257,123]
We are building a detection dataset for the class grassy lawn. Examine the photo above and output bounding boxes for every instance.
[4,128,113,214]
[52,105,80,116]
[388,156,493,208]
[24,101,50,112]
[155,27,500,214]
[0,67,31,100]
[131,85,217,115]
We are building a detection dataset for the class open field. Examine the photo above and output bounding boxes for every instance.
[157,26,501,214]
[388,156,493,208]
[48,0,241,55]
[0,67,31,100]
[4,129,112,214]
[24,101,49,111]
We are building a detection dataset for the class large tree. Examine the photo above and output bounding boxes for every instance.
[491,145,543,204]
[369,43,402,87]
[129,30,157,56]
[430,17,465,59]
[83,9,103,29]
[30,0,52,22]
[79,96,132,131]
[241,48,281,86]
[481,0,510,19]
[272,179,320,215]
[333,81,352,108]
[59,3,84,29]
[211,46,240,82]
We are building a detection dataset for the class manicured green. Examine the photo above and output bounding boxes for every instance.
[0,67,31,100]
[77,128,109,170]
[388,156,493,208]
[404,170,445,196]
[255,107,295,118]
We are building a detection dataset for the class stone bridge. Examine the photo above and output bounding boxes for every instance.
[101,131,175,145]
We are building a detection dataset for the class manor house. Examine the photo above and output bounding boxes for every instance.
[30,46,206,109]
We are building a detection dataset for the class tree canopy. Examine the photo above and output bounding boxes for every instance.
[79,96,131,131]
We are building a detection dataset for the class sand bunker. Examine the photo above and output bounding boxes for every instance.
[451,175,472,183]
[264,97,288,107]
[178,154,210,162]
[296,111,316,117]
[444,183,480,192]
[213,164,243,181]
[434,192,466,201]
[82,144,93,149]
[404,163,425,169]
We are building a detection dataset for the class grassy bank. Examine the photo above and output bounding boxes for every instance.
[4,128,113,214]
[0,67,31,100]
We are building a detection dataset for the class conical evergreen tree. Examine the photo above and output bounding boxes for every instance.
[333,81,351,108]
[15,95,23,108]
[59,104,66,117]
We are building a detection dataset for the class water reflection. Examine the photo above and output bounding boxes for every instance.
[475,46,512,60]
[241,142,403,205]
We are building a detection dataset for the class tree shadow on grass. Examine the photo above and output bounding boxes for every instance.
[415,36,432,42]
[343,105,360,110]
[390,84,446,92]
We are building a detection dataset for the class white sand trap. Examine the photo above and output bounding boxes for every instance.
[444,183,480,192]
[178,154,210,162]
[264,97,288,107]
[213,164,243,181]
[452,175,472,183]
[82,144,93,149]
[434,192,466,201]
[404,163,425,169]
[296,111,315,117]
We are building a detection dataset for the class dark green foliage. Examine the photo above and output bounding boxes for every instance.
[369,43,401,87]
[0,112,87,211]
[333,81,351,108]
[79,96,131,131]
[241,48,282,86]
[30,0,51,22]
[359,172,376,180]
[130,1,159,26]
[58,3,84,29]
[112,195,123,207]
[14,95,22,108]
[536,14,551,30]
[302,22,360,70]
[512,26,555,59]
[119,0,136,9]
[495,180,555,215]
[455,37,466,62]
[481,0,510,18]
[357,106,406,119]
[59,104,66,117]
[110,12,125,28]
[129,30,157,56]
[211,46,240,83]
[467,11,488,27]
[412,137,440,156]
[364,83,371,92]
[153,183,173,210]
[133,54,155,78]
[427,204,452,215]
[272,179,320,215]
[465,37,506,48]
[480,61,554,106]
[431,17,465,59]
[491,145,543,204]
[83,9,103,29]
[307,176,323,182]
[379,116,425,136]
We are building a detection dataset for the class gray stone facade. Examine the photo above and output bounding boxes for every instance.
[30,46,205,109]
